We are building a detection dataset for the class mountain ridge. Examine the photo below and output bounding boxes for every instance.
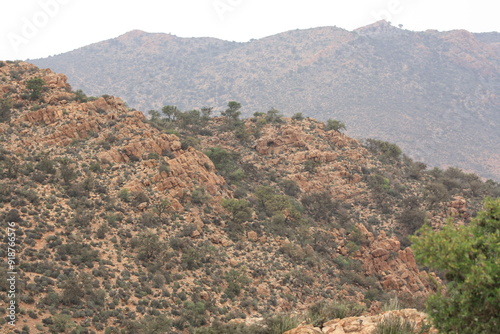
[30,22,500,181]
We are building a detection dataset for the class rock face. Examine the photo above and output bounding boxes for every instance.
[2,62,229,210]
[360,228,435,296]
[334,223,438,299]
[283,309,437,334]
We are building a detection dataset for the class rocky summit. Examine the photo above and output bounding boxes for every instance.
[0,61,499,333]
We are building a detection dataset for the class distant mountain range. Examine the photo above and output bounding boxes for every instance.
[31,21,500,180]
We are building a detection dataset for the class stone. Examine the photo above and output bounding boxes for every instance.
[247,231,258,241]
[283,324,322,334]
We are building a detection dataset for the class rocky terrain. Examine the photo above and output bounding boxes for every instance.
[0,62,499,333]
[30,21,500,181]
[284,308,436,334]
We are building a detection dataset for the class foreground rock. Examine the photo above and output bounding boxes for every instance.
[284,309,437,334]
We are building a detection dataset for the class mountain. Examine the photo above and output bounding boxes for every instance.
[1,61,499,333]
[30,21,500,181]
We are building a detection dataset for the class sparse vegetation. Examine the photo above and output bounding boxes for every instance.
[1,61,499,334]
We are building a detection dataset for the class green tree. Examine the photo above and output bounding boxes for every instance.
[162,105,180,121]
[224,269,251,300]
[26,77,46,100]
[221,101,241,120]
[177,109,209,133]
[411,197,500,334]
[265,108,283,123]
[221,101,242,130]
[148,110,161,122]
[325,119,346,132]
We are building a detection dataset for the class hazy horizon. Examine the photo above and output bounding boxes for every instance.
[1,0,499,61]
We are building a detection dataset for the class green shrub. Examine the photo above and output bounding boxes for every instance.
[303,160,320,174]
[265,314,301,334]
[279,179,301,197]
[221,198,253,223]
[372,315,417,334]
[364,139,402,162]
[26,77,46,100]
[35,156,56,174]
[191,187,209,205]
[308,301,365,327]
[265,108,284,123]
[205,147,245,184]
[224,269,251,300]
[0,98,12,123]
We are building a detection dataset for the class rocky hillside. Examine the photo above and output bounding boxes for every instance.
[0,62,499,333]
[30,21,500,181]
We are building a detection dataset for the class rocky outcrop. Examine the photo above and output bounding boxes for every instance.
[446,195,468,218]
[3,62,229,212]
[283,309,436,334]
[254,124,311,155]
[343,224,438,297]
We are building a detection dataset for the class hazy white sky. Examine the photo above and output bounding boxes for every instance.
[1,0,499,60]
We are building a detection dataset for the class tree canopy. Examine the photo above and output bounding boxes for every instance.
[411,197,500,334]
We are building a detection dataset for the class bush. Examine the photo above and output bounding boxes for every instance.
[221,198,253,223]
[205,147,245,184]
[35,156,56,174]
[397,208,426,246]
[61,279,84,306]
[135,231,165,263]
[224,269,251,300]
[303,160,320,174]
[191,187,209,205]
[364,139,402,162]
[279,179,301,197]
[181,136,201,150]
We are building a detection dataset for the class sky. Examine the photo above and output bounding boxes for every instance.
[1,0,499,61]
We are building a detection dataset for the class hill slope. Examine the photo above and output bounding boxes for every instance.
[0,62,499,333]
[30,22,500,181]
